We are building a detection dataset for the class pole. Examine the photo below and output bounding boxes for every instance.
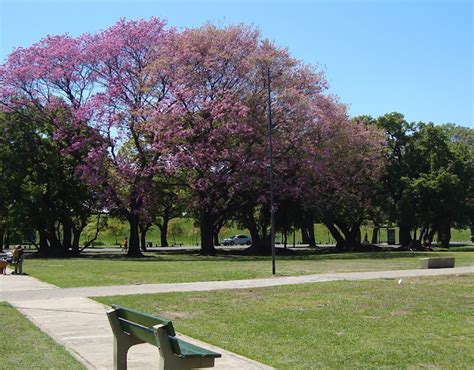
[267,66,276,275]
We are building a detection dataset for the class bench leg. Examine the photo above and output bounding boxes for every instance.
[107,309,143,370]
[113,334,132,370]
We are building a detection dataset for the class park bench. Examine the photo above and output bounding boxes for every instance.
[107,304,221,370]
[419,256,455,269]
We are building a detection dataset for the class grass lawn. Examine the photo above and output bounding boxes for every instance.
[0,303,84,369]
[96,275,474,369]
[23,247,474,288]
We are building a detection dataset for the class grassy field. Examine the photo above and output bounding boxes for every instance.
[84,218,472,247]
[23,247,474,288]
[0,303,84,369]
[96,275,474,369]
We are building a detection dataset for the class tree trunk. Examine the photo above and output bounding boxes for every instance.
[139,224,148,252]
[47,225,63,255]
[342,224,362,251]
[307,219,316,248]
[156,217,170,247]
[324,222,346,251]
[62,218,73,251]
[301,227,309,244]
[438,223,451,248]
[38,230,49,256]
[242,210,271,255]
[425,225,437,246]
[141,232,146,251]
[127,214,143,257]
[71,229,81,256]
[399,224,412,248]
[371,226,380,244]
[199,209,216,255]
[213,231,220,247]
[0,223,6,251]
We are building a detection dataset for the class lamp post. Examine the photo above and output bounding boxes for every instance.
[266,65,276,275]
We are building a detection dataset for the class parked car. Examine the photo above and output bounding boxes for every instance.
[222,235,252,246]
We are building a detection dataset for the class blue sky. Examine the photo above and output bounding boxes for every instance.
[1,0,472,127]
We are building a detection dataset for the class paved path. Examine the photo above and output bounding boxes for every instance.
[2,266,474,302]
[2,266,473,369]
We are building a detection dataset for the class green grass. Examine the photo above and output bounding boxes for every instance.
[95,275,474,369]
[0,303,84,369]
[23,247,474,288]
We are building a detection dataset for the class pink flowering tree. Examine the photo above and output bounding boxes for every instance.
[0,18,175,256]
[0,33,106,255]
[296,100,387,250]
[1,17,387,256]
[78,18,175,256]
[150,25,267,254]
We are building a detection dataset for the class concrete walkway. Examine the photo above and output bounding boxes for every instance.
[3,266,474,302]
[2,266,473,369]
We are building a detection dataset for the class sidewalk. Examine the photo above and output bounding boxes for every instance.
[2,266,473,369]
[3,266,474,302]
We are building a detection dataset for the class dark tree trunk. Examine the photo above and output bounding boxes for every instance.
[47,225,63,255]
[399,224,412,248]
[341,223,362,251]
[283,231,287,248]
[307,219,316,248]
[242,210,271,255]
[371,226,380,244]
[139,223,151,252]
[0,223,6,251]
[213,231,220,247]
[38,230,49,256]
[62,218,73,251]
[4,225,10,250]
[156,217,170,247]
[438,223,451,249]
[324,222,346,250]
[301,227,309,244]
[71,229,81,256]
[199,209,216,255]
[127,214,143,257]
[425,225,437,246]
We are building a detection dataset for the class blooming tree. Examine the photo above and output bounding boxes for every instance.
[1,17,387,256]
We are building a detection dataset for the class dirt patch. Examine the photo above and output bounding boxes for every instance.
[161,310,197,320]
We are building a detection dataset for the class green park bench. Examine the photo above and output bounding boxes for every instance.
[107,304,221,370]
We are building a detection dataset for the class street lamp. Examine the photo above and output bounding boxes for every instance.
[266,65,276,275]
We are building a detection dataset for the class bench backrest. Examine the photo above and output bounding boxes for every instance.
[111,304,188,353]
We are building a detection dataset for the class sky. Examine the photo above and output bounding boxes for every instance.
[0,0,472,127]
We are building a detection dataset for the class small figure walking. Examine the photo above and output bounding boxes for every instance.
[123,238,128,251]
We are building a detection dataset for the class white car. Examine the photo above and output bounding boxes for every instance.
[222,235,252,246]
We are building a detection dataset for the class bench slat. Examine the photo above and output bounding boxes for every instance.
[112,304,176,336]
[117,318,156,345]
[169,337,221,358]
